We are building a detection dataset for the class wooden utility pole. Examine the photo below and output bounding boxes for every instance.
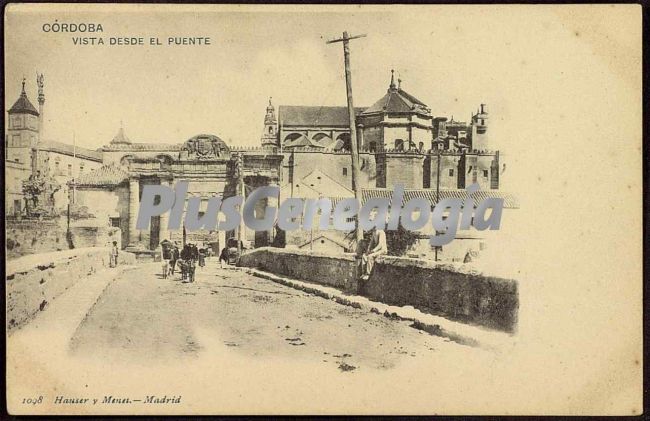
[236,153,244,257]
[327,31,366,243]
[435,147,441,262]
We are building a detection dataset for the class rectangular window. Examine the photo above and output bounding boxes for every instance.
[110,217,121,228]
[342,167,348,176]
[448,169,454,177]
[67,164,72,176]
[483,170,488,178]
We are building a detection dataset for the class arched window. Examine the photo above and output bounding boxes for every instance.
[334,133,351,151]
[368,141,377,152]
[394,139,404,151]
[283,132,305,146]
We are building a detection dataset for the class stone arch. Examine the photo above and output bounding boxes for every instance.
[155,154,175,166]
[119,154,136,167]
[334,133,351,151]
[283,132,305,145]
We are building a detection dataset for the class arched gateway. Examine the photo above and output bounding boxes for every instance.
[74,133,284,257]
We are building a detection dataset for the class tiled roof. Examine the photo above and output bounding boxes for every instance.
[362,87,430,115]
[298,233,349,249]
[362,188,519,209]
[279,106,365,127]
[9,92,39,116]
[40,140,103,162]
[73,163,129,187]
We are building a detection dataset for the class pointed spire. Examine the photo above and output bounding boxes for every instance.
[9,78,39,116]
[261,96,278,148]
[111,122,131,144]
[389,69,396,90]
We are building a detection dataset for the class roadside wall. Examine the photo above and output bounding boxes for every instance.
[238,247,359,292]
[6,248,136,334]
[6,218,121,259]
[6,219,68,259]
[362,256,518,332]
[239,247,518,332]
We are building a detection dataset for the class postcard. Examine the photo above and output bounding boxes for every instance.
[4,3,642,415]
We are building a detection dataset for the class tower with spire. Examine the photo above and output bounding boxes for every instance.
[260,97,278,149]
[470,103,489,151]
[6,78,41,169]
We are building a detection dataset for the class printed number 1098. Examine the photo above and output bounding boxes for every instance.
[23,396,43,405]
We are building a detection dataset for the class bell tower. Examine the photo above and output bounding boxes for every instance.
[471,103,489,151]
[6,78,40,168]
[260,97,278,149]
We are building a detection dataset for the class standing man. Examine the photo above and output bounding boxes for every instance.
[170,242,180,275]
[110,241,119,268]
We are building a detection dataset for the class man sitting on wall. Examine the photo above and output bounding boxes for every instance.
[361,225,387,281]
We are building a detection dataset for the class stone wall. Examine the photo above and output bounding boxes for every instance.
[6,219,68,259]
[74,186,130,248]
[6,248,136,334]
[69,225,122,249]
[361,256,518,332]
[5,218,122,259]
[238,247,359,292]
[238,247,518,332]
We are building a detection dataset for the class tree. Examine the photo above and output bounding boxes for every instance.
[385,223,419,256]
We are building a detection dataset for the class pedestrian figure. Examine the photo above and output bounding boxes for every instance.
[109,241,119,268]
[180,243,197,282]
[219,247,229,268]
[161,259,169,279]
[160,240,173,278]
[198,247,206,267]
[170,242,180,275]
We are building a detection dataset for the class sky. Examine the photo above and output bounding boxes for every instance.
[4,3,615,151]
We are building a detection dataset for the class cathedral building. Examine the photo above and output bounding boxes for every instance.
[6,70,515,260]
[273,70,502,197]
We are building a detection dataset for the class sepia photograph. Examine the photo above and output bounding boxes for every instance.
[4,3,642,415]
